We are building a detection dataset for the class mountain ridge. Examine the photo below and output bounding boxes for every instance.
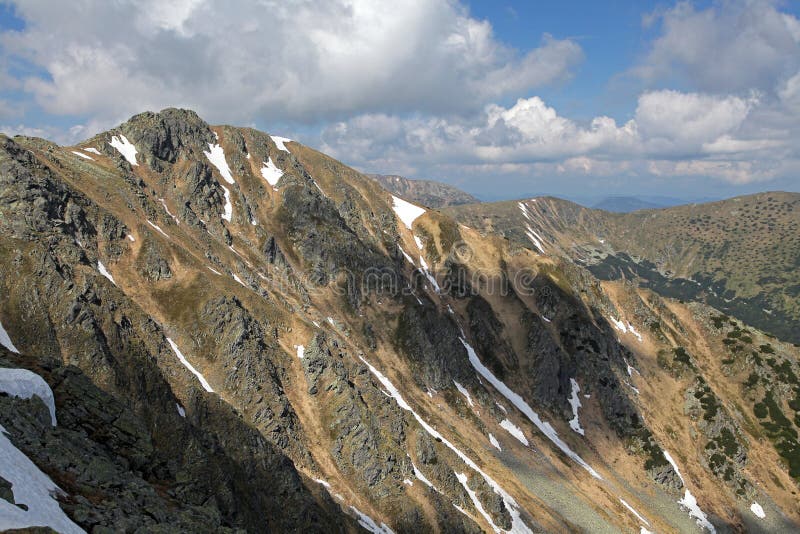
[368,173,479,208]
[0,107,797,533]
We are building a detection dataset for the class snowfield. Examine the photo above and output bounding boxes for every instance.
[0,424,84,533]
[166,338,214,392]
[0,368,57,426]
[391,195,426,230]
[109,134,138,166]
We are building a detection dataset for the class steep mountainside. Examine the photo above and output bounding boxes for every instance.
[0,108,798,533]
[368,174,479,207]
[445,195,800,344]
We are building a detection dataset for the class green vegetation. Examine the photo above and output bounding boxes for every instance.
[755,390,800,480]
[672,347,693,368]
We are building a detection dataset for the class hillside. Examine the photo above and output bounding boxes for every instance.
[0,108,798,533]
[368,174,479,207]
[445,194,800,344]
[591,196,667,212]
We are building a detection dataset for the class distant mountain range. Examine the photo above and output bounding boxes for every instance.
[368,173,479,207]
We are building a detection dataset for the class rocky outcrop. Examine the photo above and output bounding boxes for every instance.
[0,349,349,533]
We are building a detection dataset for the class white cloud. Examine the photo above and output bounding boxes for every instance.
[1,0,582,124]
[321,89,787,184]
[637,0,800,93]
[634,89,756,152]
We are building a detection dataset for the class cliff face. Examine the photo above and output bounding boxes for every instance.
[0,108,798,533]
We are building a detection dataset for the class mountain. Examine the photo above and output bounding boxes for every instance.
[368,174,479,207]
[591,196,667,212]
[445,194,800,344]
[0,108,798,533]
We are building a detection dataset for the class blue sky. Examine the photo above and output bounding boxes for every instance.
[2,0,800,203]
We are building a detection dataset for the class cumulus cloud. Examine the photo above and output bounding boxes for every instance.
[320,88,787,184]
[636,0,800,93]
[1,0,582,124]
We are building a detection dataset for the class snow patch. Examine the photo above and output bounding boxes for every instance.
[417,254,441,293]
[208,267,222,275]
[453,380,474,407]
[71,150,93,160]
[166,338,214,393]
[619,498,650,527]
[391,195,426,230]
[127,234,135,242]
[413,235,424,250]
[456,472,497,532]
[750,502,765,519]
[146,220,170,238]
[403,479,413,486]
[518,202,546,253]
[220,185,233,222]
[460,338,602,480]
[610,317,643,342]
[568,378,584,435]
[260,157,284,188]
[159,199,179,224]
[663,451,716,532]
[176,403,186,418]
[398,245,415,265]
[489,433,502,451]
[500,419,529,446]
[412,462,438,492]
[0,369,57,426]
[349,505,395,534]
[295,345,305,359]
[109,134,138,165]
[232,274,246,287]
[0,317,20,354]
[203,143,235,184]
[97,261,115,285]
[0,424,84,533]
[84,147,101,155]
[271,135,292,152]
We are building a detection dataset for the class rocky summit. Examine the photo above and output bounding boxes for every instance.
[0,108,799,533]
